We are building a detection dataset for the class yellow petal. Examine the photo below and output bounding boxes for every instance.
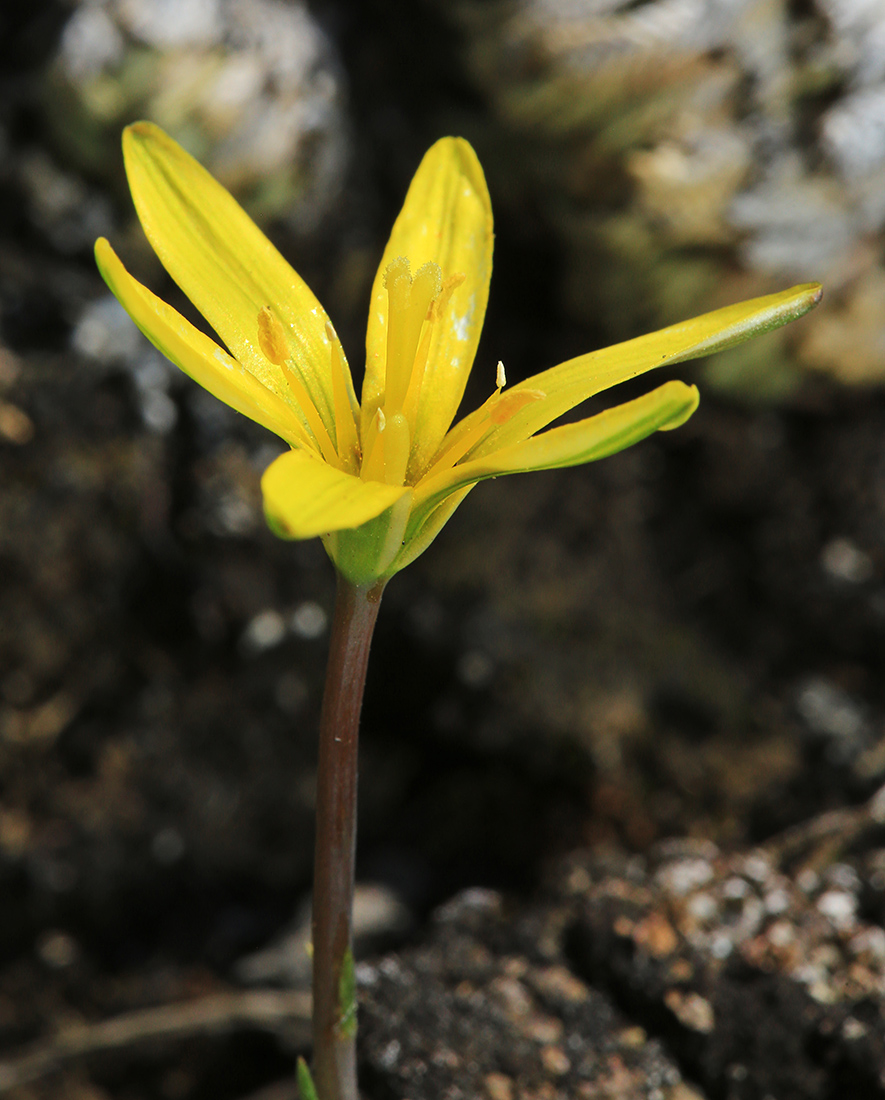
[471,283,822,457]
[261,449,409,540]
[476,380,698,471]
[122,122,348,433]
[410,381,699,532]
[95,238,313,450]
[362,137,493,470]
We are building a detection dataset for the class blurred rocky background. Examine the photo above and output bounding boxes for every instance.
[453,0,885,396]
[1,0,885,1097]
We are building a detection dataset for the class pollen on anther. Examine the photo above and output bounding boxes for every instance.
[257,306,289,366]
[490,388,545,425]
[496,360,506,389]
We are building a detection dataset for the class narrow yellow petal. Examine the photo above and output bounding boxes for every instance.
[95,239,314,450]
[362,137,493,472]
[472,283,822,457]
[410,381,700,533]
[474,380,699,472]
[261,449,409,540]
[122,122,337,431]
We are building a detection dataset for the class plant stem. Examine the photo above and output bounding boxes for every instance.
[311,574,384,1100]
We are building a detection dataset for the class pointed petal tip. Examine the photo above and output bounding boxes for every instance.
[658,382,699,431]
[118,117,339,430]
[124,120,162,143]
[94,236,120,282]
[790,281,823,311]
[362,131,494,464]
[429,134,477,158]
[122,121,182,166]
[425,135,491,215]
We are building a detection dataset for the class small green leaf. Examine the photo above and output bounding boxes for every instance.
[297,1057,319,1100]
[337,948,358,1040]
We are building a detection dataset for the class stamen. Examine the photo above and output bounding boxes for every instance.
[399,272,468,480]
[360,406,411,486]
[421,390,499,479]
[257,306,289,366]
[429,273,466,323]
[489,388,546,425]
[382,412,411,486]
[496,360,506,389]
[402,271,468,427]
[421,388,546,483]
[257,307,339,466]
[360,407,386,483]
[325,321,360,473]
[384,258,441,416]
[402,316,434,427]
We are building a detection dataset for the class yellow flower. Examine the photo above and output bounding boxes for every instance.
[96,123,821,586]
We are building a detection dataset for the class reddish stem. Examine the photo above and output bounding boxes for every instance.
[311,575,384,1100]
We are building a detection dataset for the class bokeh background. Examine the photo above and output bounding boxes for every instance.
[1,0,885,1097]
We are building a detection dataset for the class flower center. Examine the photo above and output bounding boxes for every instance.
[360,258,464,486]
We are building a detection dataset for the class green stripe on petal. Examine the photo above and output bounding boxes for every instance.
[408,380,699,536]
[472,283,822,457]
[122,122,346,434]
[481,380,698,471]
[362,137,493,470]
[261,449,409,540]
[95,238,313,450]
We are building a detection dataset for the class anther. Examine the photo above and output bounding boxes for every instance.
[421,388,547,484]
[489,388,545,425]
[257,306,289,366]
[257,306,339,466]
